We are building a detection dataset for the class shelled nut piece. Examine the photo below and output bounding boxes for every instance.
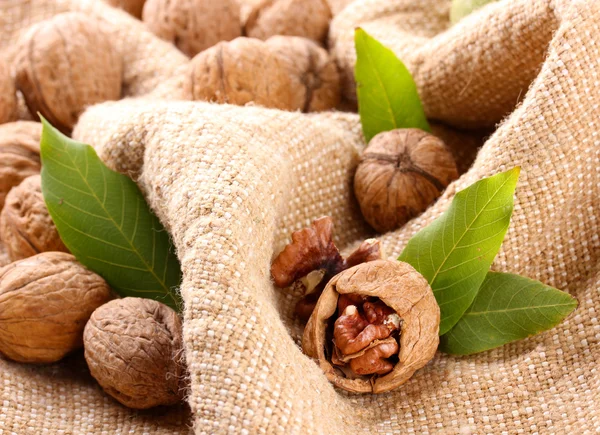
[0,175,69,261]
[0,121,42,211]
[0,60,17,124]
[105,0,147,18]
[271,216,383,320]
[0,252,113,363]
[302,260,440,393]
[143,0,241,57]
[354,129,459,233]
[14,12,123,134]
[186,36,340,112]
[84,297,186,409]
[245,0,331,42]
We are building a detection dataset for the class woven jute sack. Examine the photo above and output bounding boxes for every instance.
[2,0,600,433]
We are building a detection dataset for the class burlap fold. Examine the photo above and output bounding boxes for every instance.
[1,0,599,433]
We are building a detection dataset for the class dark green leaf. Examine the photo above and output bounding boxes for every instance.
[440,272,577,355]
[399,167,520,334]
[40,118,182,311]
[354,28,430,143]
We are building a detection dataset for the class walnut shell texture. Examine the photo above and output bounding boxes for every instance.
[105,0,147,18]
[14,12,123,134]
[302,259,440,394]
[84,297,186,409]
[0,175,69,261]
[245,0,331,42]
[143,0,241,57]
[0,252,113,363]
[354,129,459,233]
[0,60,17,125]
[0,121,41,211]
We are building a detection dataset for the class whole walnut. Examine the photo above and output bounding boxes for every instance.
[354,129,459,233]
[186,37,340,112]
[142,0,241,57]
[0,252,113,363]
[84,297,186,409]
[0,175,69,261]
[0,60,17,124]
[245,0,331,42]
[105,0,147,18]
[14,13,123,134]
[302,260,440,393]
[0,121,42,211]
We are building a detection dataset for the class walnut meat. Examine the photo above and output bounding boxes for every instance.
[105,0,147,18]
[0,252,113,363]
[0,175,69,261]
[186,37,340,112]
[142,0,241,57]
[245,0,331,42]
[0,121,42,211]
[84,297,186,409]
[14,13,123,134]
[302,260,440,393]
[0,60,17,124]
[354,129,459,233]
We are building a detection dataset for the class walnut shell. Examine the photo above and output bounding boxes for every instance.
[105,0,147,18]
[84,297,186,409]
[245,0,331,42]
[142,0,241,57]
[0,121,42,211]
[0,59,17,124]
[0,175,69,261]
[0,252,113,363]
[302,259,440,394]
[187,36,339,112]
[354,129,459,233]
[266,36,340,112]
[14,13,123,134]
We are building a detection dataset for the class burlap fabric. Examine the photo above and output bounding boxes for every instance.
[1,0,599,433]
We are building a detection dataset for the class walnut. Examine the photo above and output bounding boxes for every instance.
[0,121,41,211]
[245,0,331,42]
[265,36,341,112]
[302,259,440,393]
[84,297,186,409]
[0,59,17,124]
[186,36,340,112]
[0,252,113,363]
[105,0,147,18]
[14,13,123,134]
[0,175,69,261]
[271,216,384,320]
[142,0,241,57]
[354,129,458,233]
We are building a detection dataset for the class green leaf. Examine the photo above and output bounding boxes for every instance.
[40,118,182,311]
[354,28,430,143]
[439,272,577,355]
[450,0,499,24]
[399,167,520,334]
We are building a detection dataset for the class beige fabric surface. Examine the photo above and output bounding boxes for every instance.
[1,0,600,433]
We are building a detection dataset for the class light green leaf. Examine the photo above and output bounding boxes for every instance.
[354,28,430,143]
[450,0,499,24]
[399,167,520,334]
[40,118,182,311]
[440,272,577,355]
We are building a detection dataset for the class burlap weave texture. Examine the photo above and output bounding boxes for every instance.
[1,0,599,433]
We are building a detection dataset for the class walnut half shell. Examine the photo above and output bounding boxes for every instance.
[302,259,440,393]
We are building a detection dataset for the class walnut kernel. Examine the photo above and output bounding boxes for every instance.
[0,60,17,124]
[105,0,147,18]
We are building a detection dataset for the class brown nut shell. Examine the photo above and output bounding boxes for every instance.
[105,0,147,18]
[0,175,69,261]
[0,60,17,124]
[302,259,440,394]
[14,13,123,134]
[0,252,113,363]
[245,0,331,42]
[354,129,459,233]
[84,297,186,409]
[143,0,241,57]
